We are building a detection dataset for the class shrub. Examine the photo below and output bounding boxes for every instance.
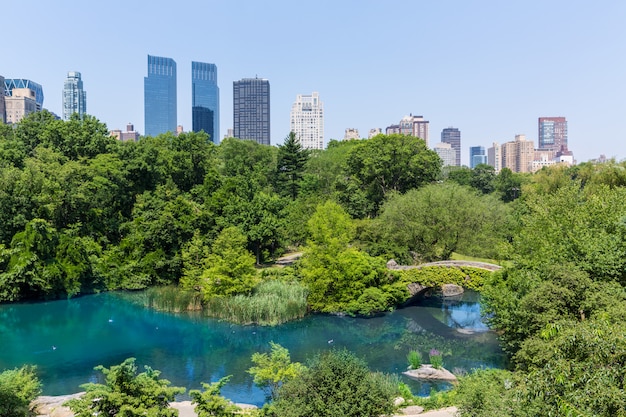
[429,349,443,369]
[407,350,422,369]
[0,365,41,417]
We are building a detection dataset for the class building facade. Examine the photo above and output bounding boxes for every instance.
[5,88,38,124]
[344,128,360,140]
[192,61,219,144]
[487,142,502,173]
[0,75,5,123]
[144,55,177,137]
[233,77,270,145]
[538,117,567,151]
[62,71,87,120]
[290,92,324,150]
[433,142,456,167]
[469,146,487,168]
[501,134,534,173]
[368,128,382,138]
[4,79,44,110]
[441,127,461,166]
[385,114,429,145]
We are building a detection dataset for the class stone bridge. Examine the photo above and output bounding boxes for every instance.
[386,259,502,297]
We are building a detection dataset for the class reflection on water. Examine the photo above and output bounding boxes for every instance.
[0,290,506,406]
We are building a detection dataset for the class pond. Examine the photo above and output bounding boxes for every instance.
[0,290,506,406]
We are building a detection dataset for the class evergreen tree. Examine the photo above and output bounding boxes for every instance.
[275,132,310,200]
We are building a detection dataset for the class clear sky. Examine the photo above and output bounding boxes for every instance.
[4,0,625,165]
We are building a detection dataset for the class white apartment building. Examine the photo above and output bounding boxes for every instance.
[290,92,324,149]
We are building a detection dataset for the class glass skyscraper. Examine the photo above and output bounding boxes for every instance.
[144,55,177,137]
[192,62,219,144]
[441,127,461,167]
[4,79,44,109]
[469,146,487,168]
[62,71,86,120]
[538,117,568,151]
[233,78,270,145]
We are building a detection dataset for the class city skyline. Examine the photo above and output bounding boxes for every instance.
[3,1,626,165]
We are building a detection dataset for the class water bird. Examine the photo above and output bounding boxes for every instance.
[52,346,57,350]
[108,319,113,323]
[328,339,334,344]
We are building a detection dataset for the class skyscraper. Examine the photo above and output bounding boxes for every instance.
[469,146,487,168]
[538,117,568,151]
[441,127,461,167]
[433,142,456,167]
[192,61,219,144]
[0,75,5,123]
[501,134,534,173]
[290,92,324,149]
[62,71,87,120]
[233,78,270,145]
[144,55,177,137]
[4,79,44,110]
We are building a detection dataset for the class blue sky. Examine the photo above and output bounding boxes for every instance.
[4,1,625,164]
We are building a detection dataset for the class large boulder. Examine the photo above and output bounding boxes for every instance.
[402,365,457,382]
[441,284,464,297]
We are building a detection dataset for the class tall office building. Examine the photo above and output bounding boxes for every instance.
[233,77,270,145]
[441,127,461,167]
[0,75,5,123]
[290,92,324,149]
[469,146,487,168]
[192,61,219,144]
[487,142,501,173]
[538,117,567,151]
[62,71,87,120]
[144,55,177,137]
[433,142,456,167]
[5,79,44,110]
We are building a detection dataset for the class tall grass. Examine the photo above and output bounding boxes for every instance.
[123,286,203,313]
[204,280,308,326]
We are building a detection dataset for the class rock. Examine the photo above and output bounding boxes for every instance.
[394,396,406,406]
[32,393,84,417]
[407,282,427,296]
[387,259,399,269]
[397,405,425,415]
[402,365,457,382]
[441,284,464,297]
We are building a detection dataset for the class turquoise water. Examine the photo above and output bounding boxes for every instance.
[0,291,506,406]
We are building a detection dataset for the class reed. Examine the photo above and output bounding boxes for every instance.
[125,286,203,313]
[204,280,309,326]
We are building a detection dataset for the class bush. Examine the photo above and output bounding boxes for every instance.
[270,349,398,417]
[429,349,443,369]
[394,266,489,292]
[0,365,41,417]
[407,350,422,369]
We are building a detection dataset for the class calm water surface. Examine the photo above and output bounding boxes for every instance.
[0,291,506,406]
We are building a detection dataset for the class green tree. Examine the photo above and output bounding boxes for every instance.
[189,376,240,417]
[270,349,397,417]
[469,163,496,194]
[200,226,257,298]
[275,132,310,200]
[342,134,441,216]
[65,358,184,417]
[494,167,523,202]
[0,365,41,417]
[248,342,306,400]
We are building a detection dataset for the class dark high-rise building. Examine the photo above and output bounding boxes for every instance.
[538,117,567,151]
[233,77,270,145]
[0,75,5,123]
[441,127,461,166]
[63,71,87,120]
[469,146,487,168]
[192,62,219,143]
[144,55,177,137]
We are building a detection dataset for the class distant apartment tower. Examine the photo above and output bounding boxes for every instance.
[0,75,5,123]
[433,142,456,167]
[501,134,534,173]
[62,71,86,120]
[385,114,429,145]
[5,88,38,124]
[344,128,360,140]
[538,117,567,151]
[144,55,177,137]
[290,92,324,149]
[441,127,461,166]
[368,128,382,138]
[469,146,487,168]
[233,77,270,145]
[192,61,219,144]
[487,142,502,173]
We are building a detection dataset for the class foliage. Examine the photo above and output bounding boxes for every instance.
[65,358,184,417]
[0,365,41,417]
[413,388,457,412]
[428,349,443,369]
[203,280,308,325]
[189,376,240,417]
[122,286,203,313]
[270,349,398,417]
[274,132,309,200]
[453,369,518,417]
[393,266,490,293]
[341,134,441,217]
[407,350,422,369]
[372,183,511,263]
[248,342,306,400]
